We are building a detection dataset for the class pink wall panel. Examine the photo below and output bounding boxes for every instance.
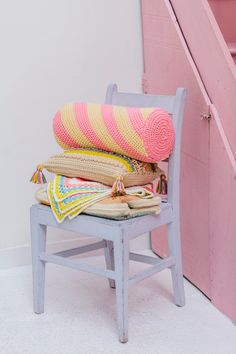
[209,0,236,43]
[209,113,236,321]
[152,153,211,296]
[180,154,210,296]
[142,2,210,163]
[142,0,211,297]
[171,0,236,158]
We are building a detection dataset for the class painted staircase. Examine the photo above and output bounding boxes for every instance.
[141,0,236,322]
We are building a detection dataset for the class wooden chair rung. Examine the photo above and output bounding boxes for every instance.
[54,240,105,258]
[129,252,162,265]
[129,256,175,286]
[40,252,116,279]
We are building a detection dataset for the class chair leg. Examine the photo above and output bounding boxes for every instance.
[30,208,47,314]
[168,220,185,307]
[104,240,116,288]
[114,235,129,343]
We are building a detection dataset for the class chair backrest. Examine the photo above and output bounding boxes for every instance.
[105,83,186,215]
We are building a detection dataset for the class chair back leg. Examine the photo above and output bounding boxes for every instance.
[30,207,47,314]
[104,240,116,289]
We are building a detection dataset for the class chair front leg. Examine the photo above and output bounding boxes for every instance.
[30,207,47,314]
[114,234,129,343]
[104,240,116,289]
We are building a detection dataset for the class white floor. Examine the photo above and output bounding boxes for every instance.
[0,253,235,354]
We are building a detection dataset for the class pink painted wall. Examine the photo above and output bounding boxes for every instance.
[171,0,236,158]
[142,0,236,322]
[141,0,211,297]
[170,1,236,322]
[207,2,236,315]
[210,106,236,322]
[209,0,236,43]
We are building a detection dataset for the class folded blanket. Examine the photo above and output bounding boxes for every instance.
[47,176,157,223]
[53,103,174,162]
[36,186,162,221]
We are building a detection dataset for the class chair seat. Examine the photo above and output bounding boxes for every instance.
[32,201,173,241]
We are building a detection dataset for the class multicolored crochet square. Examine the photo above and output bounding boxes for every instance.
[47,175,154,223]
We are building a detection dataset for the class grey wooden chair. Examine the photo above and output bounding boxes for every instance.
[30,83,186,343]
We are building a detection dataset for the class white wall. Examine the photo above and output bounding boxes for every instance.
[0,0,144,266]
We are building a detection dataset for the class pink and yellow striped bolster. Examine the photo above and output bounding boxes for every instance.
[53,103,175,163]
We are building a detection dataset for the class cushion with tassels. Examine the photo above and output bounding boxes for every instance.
[30,148,162,188]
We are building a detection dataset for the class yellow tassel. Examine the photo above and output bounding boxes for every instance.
[157,174,167,195]
[30,164,47,184]
[111,176,125,196]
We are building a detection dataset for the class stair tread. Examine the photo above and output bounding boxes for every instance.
[227,42,236,55]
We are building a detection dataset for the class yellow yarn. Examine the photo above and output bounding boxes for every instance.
[64,149,133,172]
[113,106,147,156]
[87,104,128,155]
[60,104,93,147]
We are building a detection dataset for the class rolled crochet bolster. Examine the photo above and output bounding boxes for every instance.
[53,103,175,162]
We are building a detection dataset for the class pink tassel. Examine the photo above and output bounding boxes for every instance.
[111,176,125,196]
[157,174,167,195]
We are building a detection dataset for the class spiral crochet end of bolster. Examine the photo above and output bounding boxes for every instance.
[30,165,47,184]
[157,174,168,195]
[111,176,125,197]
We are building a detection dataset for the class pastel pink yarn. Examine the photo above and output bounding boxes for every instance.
[143,108,175,161]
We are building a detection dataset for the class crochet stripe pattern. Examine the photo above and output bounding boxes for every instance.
[53,103,175,163]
